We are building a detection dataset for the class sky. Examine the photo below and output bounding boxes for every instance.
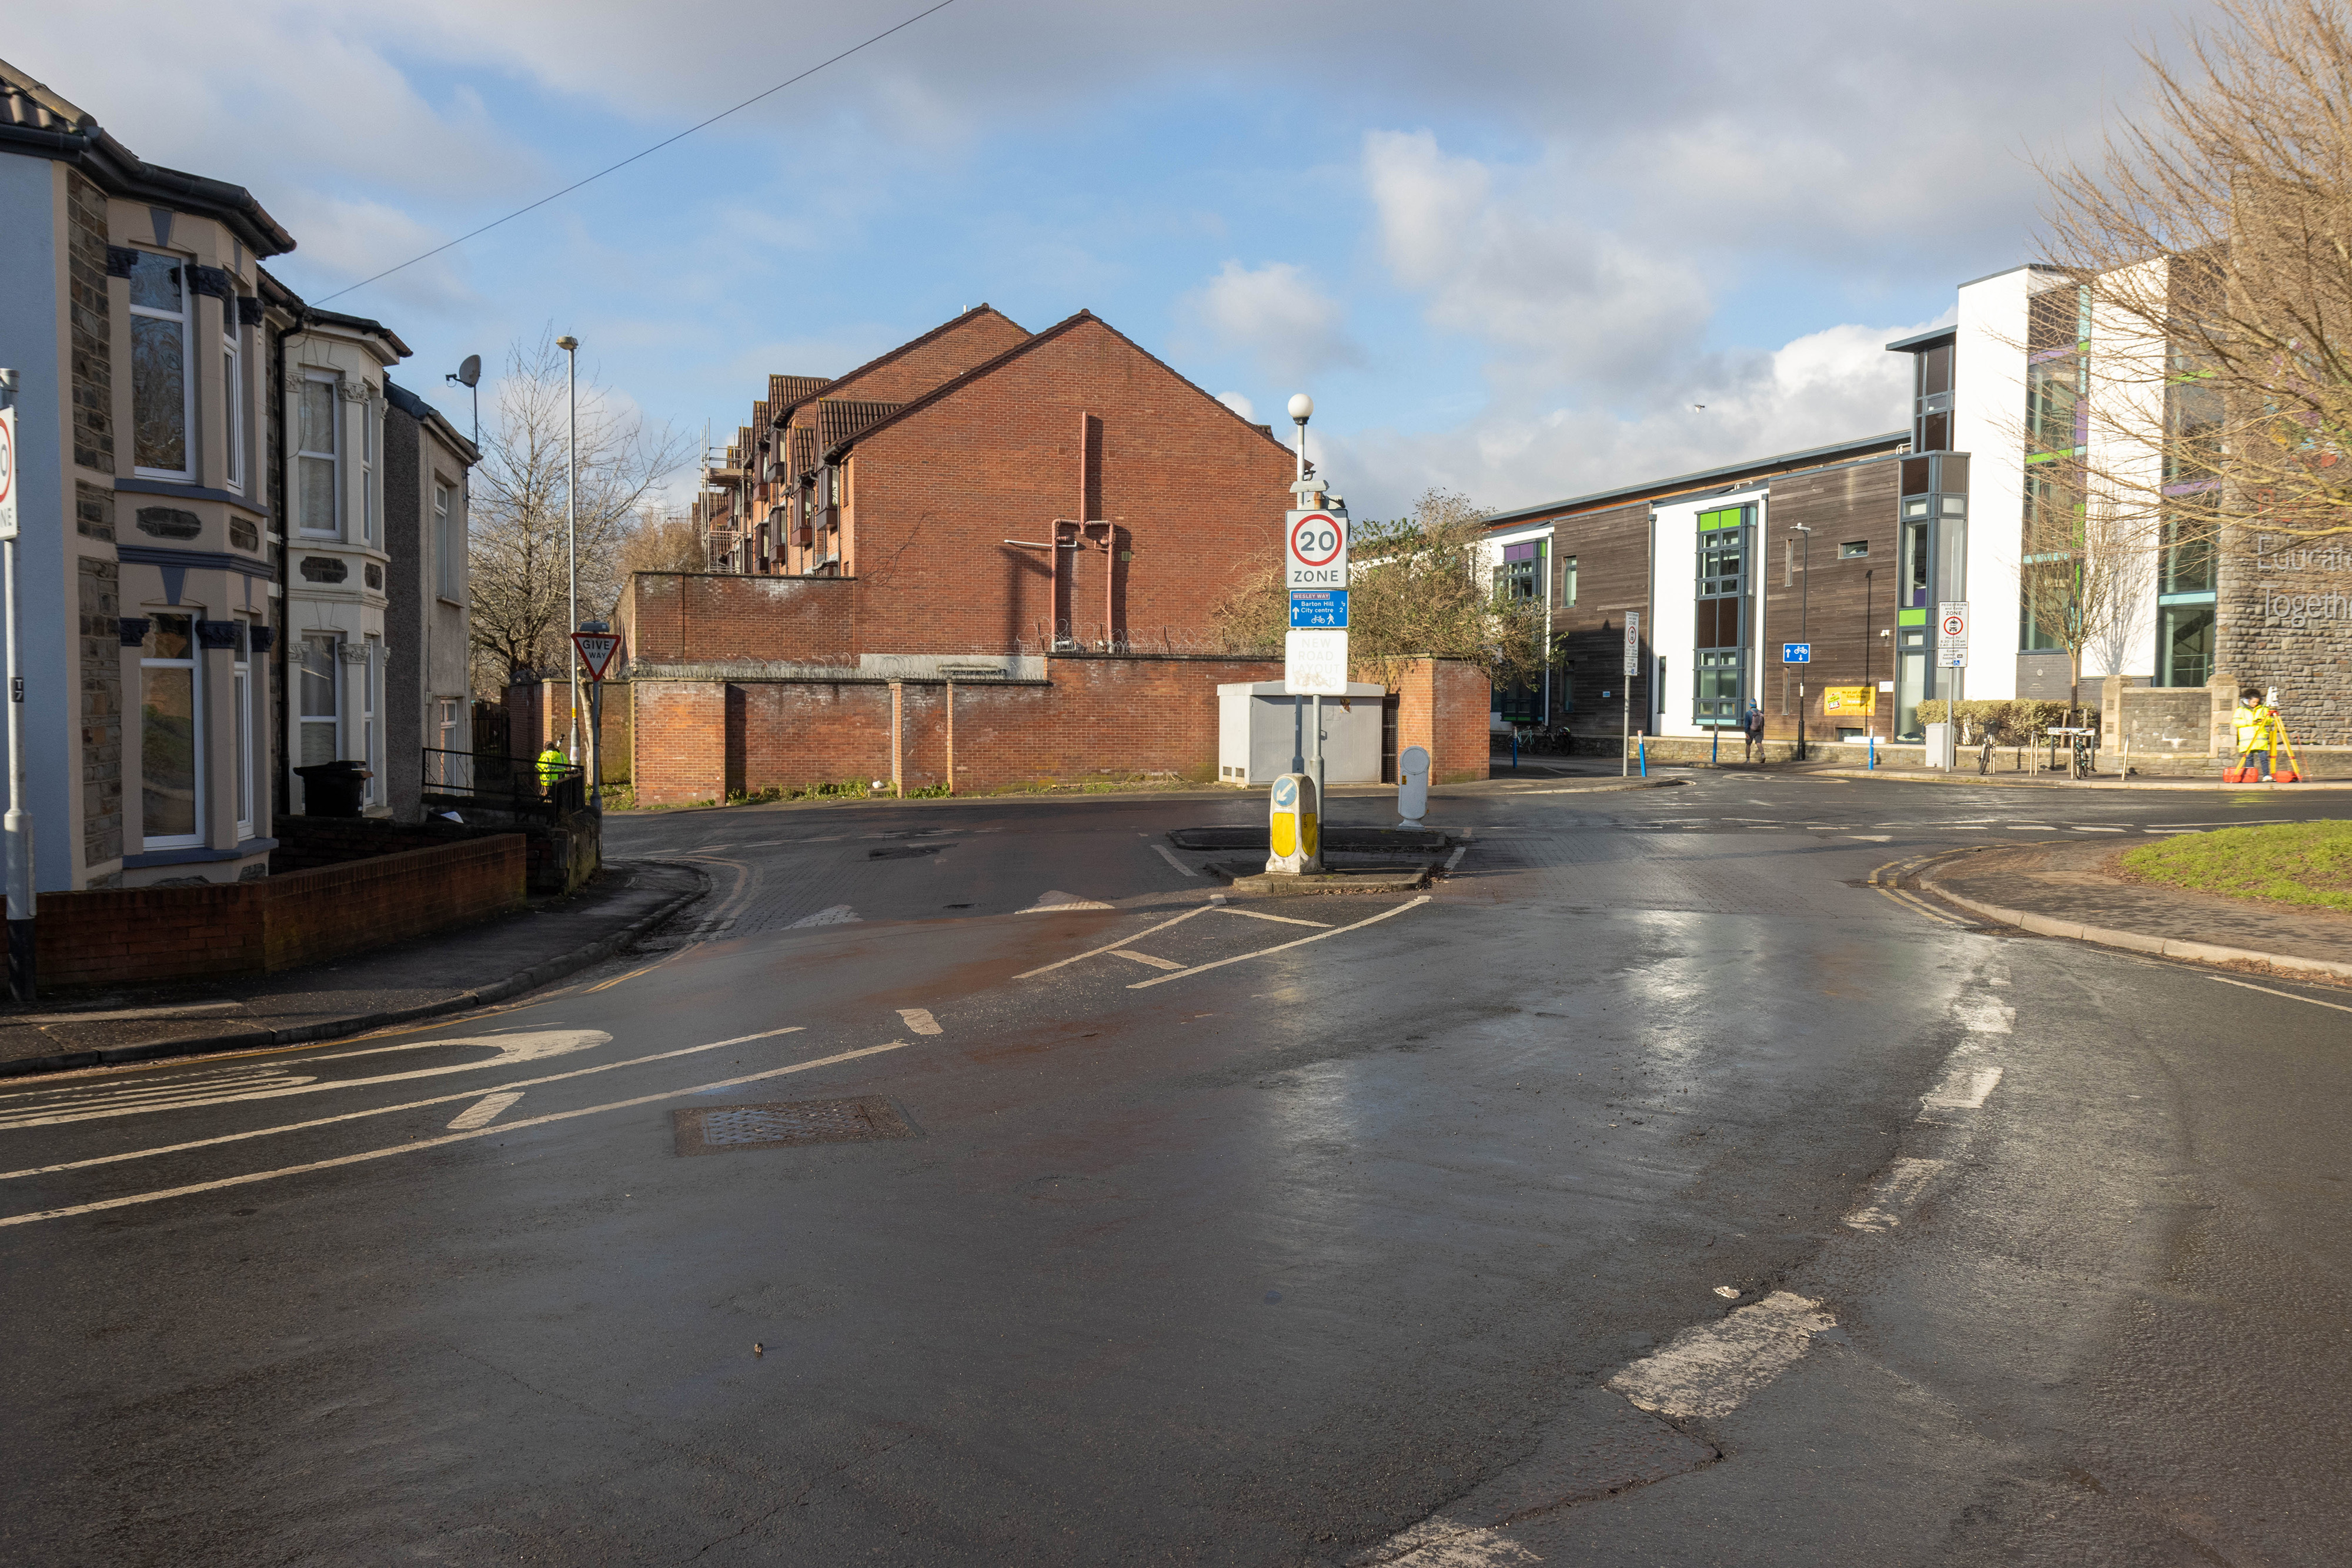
[16,0,2184,519]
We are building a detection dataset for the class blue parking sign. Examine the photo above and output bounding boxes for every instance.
[1782,642,1812,663]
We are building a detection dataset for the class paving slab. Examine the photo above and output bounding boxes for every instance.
[0,858,707,1076]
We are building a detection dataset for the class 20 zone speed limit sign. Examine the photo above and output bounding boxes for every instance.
[1286,510,1348,589]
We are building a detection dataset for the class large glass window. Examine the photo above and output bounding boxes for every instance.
[141,614,202,847]
[2165,360,2223,486]
[129,252,191,477]
[435,481,464,600]
[299,634,340,766]
[2161,510,2217,595]
[1693,506,1750,726]
[1561,554,1578,607]
[2156,603,2215,687]
[299,376,340,536]
[1494,541,1541,601]
[2026,353,2086,455]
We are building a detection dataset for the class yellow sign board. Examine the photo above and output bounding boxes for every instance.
[1822,685,1876,716]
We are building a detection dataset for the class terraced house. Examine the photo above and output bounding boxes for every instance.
[0,58,475,890]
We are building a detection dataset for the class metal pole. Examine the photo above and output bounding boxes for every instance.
[557,335,580,763]
[587,679,603,817]
[1796,525,1810,762]
[0,367,32,1002]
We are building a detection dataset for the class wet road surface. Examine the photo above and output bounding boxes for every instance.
[4,774,2347,1565]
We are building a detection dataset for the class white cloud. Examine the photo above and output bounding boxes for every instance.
[1183,261,1362,382]
[1217,392,1255,420]
[1364,130,1712,394]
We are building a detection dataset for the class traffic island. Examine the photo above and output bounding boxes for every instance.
[1223,867,1433,895]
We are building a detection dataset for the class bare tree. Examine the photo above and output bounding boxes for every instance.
[1210,488,1546,689]
[2038,0,2352,555]
[617,506,710,578]
[2018,475,2144,726]
[469,330,691,696]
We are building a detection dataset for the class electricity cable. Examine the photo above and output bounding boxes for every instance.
[316,0,959,304]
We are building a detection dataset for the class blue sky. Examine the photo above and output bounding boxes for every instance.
[19,0,2176,517]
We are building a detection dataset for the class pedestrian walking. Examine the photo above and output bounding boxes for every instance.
[2231,687,2287,782]
[1741,701,1765,763]
[536,741,568,798]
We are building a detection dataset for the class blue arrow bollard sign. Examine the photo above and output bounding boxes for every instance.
[1782,642,1812,663]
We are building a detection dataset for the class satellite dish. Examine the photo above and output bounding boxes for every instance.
[455,354,481,388]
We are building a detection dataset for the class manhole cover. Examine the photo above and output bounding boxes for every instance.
[673,1096,919,1155]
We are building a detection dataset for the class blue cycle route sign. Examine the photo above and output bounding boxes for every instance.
[1289,588,1348,629]
[1782,642,1812,664]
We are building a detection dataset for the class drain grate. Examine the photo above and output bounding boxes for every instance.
[673,1096,918,1156]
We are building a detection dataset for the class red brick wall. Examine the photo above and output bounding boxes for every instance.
[622,573,857,667]
[1394,658,1492,784]
[36,837,526,989]
[843,317,1295,651]
[634,681,729,803]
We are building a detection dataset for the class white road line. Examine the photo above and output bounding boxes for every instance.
[1021,890,1114,912]
[1215,907,1330,928]
[788,905,860,928]
[2206,975,2352,1014]
[1127,897,1430,989]
[1150,844,1200,877]
[1111,950,1185,971]
[1845,834,1892,842]
[447,1092,523,1131]
[1605,1291,1838,1420]
[1443,844,1469,871]
[1920,1065,2003,1111]
[0,1028,806,1182]
[0,1041,908,1228]
[0,1031,612,1130]
[1013,906,1212,979]
[1952,995,2014,1034]
[1357,1520,1541,1566]
[2072,825,2124,832]
[1843,1157,1950,1232]
[895,1008,942,1035]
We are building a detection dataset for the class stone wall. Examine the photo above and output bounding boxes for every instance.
[2219,529,2352,747]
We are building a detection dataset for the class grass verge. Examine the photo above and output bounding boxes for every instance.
[2119,820,2352,913]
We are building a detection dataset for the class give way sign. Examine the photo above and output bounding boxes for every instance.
[572,630,624,681]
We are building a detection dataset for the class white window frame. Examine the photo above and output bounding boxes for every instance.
[222,317,245,494]
[298,372,342,537]
[434,479,463,602]
[363,634,382,806]
[139,614,205,851]
[129,250,194,482]
[298,632,341,786]
[360,392,378,547]
[232,620,253,840]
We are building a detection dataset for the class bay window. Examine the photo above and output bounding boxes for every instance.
[298,375,340,536]
[129,252,192,479]
[141,614,202,848]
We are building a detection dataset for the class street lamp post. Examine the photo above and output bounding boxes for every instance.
[556,336,581,765]
[1287,393,1322,807]
[0,367,30,1002]
[1793,523,1812,762]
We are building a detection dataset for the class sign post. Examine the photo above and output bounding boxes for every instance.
[572,628,622,818]
[1936,601,1969,770]
[1283,506,1348,837]
[0,375,31,1001]
[1621,611,1639,777]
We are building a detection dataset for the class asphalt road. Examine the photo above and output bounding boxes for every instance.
[3,773,2347,1566]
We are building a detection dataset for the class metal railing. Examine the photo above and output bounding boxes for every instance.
[421,748,583,815]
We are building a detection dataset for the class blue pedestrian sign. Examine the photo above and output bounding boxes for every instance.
[1288,588,1348,629]
[1782,642,1812,664]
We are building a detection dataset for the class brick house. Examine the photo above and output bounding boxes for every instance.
[622,309,1394,802]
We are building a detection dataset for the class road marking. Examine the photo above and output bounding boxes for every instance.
[1845,834,1892,842]
[1606,1291,1838,1420]
[1920,1065,2003,1110]
[1021,890,1114,912]
[1357,1520,1541,1566]
[2206,975,2352,1014]
[1443,844,1469,871]
[1111,950,1185,971]
[0,1040,907,1228]
[0,1031,612,1129]
[1216,907,1331,928]
[1952,995,2014,1034]
[1127,897,1430,989]
[1843,1157,1950,1232]
[788,905,860,928]
[1014,906,1212,979]
[896,1008,942,1035]
[1150,844,1199,877]
[584,960,662,994]
[2072,825,2124,832]
[0,1028,806,1182]
[447,1092,523,1131]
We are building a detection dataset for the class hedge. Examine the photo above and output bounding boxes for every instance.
[1912,698,2086,744]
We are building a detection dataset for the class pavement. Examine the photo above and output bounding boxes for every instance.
[1915,837,2352,981]
[4,774,2350,1565]
[0,858,706,1077]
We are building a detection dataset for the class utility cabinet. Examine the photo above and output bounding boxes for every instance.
[1217,681,1384,786]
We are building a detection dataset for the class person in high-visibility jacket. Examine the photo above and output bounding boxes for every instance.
[536,743,569,789]
[2232,688,2287,781]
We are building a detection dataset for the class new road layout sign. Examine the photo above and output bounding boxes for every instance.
[1937,599,1968,668]
[572,631,623,681]
[1782,641,1812,664]
[1284,509,1350,694]
[1623,611,1640,675]
[0,404,15,541]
